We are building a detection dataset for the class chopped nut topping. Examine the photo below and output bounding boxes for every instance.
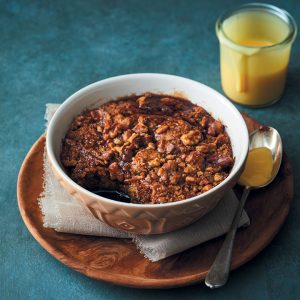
[149,158,161,168]
[214,173,224,182]
[156,124,169,134]
[61,93,233,204]
[147,142,156,150]
[202,184,213,192]
[186,176,197,183]
[113,138,122,145]
[137,96,146,107]
[180,130,202,146]
[133,123,148,133]
[127,133,138,143]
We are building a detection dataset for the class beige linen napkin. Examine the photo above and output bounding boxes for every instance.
[39,104,250,262]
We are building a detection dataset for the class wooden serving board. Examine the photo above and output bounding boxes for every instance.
[17,113,294,289]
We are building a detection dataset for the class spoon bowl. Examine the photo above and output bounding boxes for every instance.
[247,127,283,188]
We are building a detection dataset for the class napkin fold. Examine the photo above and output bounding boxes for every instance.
[39,104,250,262]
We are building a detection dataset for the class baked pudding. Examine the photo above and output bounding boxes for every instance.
[61,94,234,204]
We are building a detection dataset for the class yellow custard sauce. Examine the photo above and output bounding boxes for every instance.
[238,147,273,187]
[238,39,274,47]
[216,4,297,107]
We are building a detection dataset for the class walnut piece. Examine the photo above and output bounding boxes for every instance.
[180,130,202,146]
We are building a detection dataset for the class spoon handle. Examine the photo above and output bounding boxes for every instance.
[205,186,250,288]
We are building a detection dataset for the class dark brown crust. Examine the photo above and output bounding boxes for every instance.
[60,94,234,204]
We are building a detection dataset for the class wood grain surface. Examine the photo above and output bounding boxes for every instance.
[17,113,294,289]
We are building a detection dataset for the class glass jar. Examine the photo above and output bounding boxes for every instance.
[216,3,297,107]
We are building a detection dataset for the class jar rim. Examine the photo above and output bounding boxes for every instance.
[216,2,297,51]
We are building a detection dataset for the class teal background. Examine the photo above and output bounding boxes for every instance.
[1,0,299,299]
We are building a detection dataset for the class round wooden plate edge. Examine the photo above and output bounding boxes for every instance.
[17,134,294,289]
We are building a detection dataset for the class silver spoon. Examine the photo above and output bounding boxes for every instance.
[205,126,282,288]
